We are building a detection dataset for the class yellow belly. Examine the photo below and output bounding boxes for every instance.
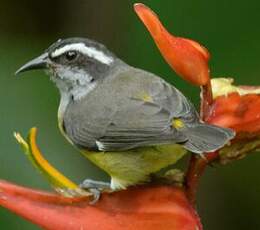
[58,117,186,190]
[80,144,186,190]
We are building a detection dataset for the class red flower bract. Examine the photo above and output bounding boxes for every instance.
[206,92,260,134]
[0,180,202,230]
[134,3,210,86]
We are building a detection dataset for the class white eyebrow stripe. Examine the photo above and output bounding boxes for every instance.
[51,43,114,65]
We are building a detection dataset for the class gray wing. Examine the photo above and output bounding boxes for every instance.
[95,100,186,151]
[63,68,198,151]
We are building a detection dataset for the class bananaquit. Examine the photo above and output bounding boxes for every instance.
[16,38,234,199]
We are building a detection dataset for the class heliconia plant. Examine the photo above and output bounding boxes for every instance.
[134,3,210,86]
[0,3,260,230]
[1,128,202,230]
[0,179,202,230]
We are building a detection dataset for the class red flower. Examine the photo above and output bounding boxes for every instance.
[205,79,260,164]
[134,3,260,164]
[0,180,202,230]
[0,128,201,230]
[206,79,260,134]
[133,3,260,206]
[134,3,210,86]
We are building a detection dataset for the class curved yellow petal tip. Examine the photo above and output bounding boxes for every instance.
[14,127,87,196]
[14,132,28,148]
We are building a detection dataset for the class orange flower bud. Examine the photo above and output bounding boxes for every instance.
[134,3,210,86]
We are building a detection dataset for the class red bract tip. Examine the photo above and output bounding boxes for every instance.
[206,92,260,133]
[134,3,210,86]
[0,180,202,230]
[206,78,260,135]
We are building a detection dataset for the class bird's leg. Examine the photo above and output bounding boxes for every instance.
[79,179,111,204]
[80,179,111,190]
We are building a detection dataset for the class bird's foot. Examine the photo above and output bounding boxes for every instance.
[80,179,111,204]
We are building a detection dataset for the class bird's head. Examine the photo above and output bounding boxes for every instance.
[16,38,117,98]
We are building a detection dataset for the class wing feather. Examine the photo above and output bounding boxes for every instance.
[63,68,195,151]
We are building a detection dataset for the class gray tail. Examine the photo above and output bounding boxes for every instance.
[182,123,235,154]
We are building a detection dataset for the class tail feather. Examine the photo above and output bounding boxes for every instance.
[182,124,235,154]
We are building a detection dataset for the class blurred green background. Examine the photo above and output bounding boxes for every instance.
[0,0,260,229]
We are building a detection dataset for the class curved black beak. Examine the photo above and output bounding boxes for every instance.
[15,53,49,75]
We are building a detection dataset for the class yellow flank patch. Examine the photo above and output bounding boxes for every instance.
[137,92,153,102]
[172,118,185,129]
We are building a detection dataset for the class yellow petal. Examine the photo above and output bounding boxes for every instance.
[14,128,82,194]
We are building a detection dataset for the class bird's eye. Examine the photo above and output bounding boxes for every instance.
[65,51,77,61]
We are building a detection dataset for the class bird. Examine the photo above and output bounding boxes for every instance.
[16,37,235,201]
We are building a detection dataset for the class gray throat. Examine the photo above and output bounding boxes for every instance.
[51,59,128,127]
[52,77,97,124]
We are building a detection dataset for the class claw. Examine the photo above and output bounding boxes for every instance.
[79,179,111,204]
[88,188,101,205]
